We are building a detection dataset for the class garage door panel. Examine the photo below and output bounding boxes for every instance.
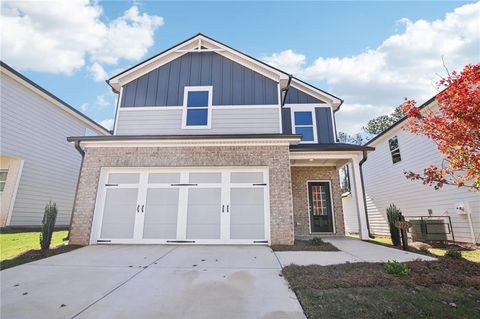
[108,173,140,184]
[189,173,222,183]
[143,188,179,239]
[230,188,265,240]
[186,188,221,239]
[148,173,180,184]
[100,188,138,239]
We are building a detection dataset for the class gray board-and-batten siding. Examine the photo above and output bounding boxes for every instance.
[120,51,325,107]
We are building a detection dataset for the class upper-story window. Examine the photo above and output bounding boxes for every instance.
[388,136,402,164]
[0,169,8,192]
[292,110,317,143]
[182,86,212,129]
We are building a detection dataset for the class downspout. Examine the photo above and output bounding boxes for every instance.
[281,75,293,107]
[66,140,85,240]
[359,150,374,238]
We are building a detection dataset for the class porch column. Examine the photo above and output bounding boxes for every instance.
[350,156,369,240]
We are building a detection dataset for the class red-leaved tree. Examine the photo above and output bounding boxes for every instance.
[401,63,480,191]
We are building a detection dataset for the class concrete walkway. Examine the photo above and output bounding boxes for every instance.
[1,245,305,319]
[275,236,436,267]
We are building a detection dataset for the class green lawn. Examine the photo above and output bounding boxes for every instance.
[348,234,480,263]
[0,230,68,261]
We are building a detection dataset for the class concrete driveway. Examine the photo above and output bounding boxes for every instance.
[1,245,305,319]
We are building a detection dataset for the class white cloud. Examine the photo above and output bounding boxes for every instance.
[95,94,111,109]
[1,0,164,76]
[80,102,89,112]
[263,2,480,134]
[88,62,108,82]
[99,118,114,130]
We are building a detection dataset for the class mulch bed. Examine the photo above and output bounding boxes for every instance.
[272,240,339,252]
[0,244,83,270]
[283,256,480,290]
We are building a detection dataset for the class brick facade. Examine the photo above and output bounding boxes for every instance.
[69,145,294,245]
[291,166,345,237]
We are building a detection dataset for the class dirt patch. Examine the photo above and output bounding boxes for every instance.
[272,240,339,252]
[283,257,480,290]
[0,244,83,270]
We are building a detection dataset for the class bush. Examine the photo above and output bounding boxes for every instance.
[445,248,462,259]
[309,237,324,246]
[40,201,57,250]
[386,204,402,246]
[384,261,411,276]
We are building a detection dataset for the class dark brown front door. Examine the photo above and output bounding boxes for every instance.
[308,181,334,233]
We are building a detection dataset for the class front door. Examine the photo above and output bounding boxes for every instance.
[308,181,334,233]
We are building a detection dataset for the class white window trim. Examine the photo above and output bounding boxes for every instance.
[290,105,318,144]
[181,86,213,129]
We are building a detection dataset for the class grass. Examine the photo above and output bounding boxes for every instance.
[283,257,480,318]
[348,233,480,263]
[272,238,339,251]
[0,229,78,270]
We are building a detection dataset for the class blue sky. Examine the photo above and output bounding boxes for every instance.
[2,1,479,133]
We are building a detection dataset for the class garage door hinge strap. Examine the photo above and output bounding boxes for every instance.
[105,184,118,187]
[253,240,268,243]
[170,183,198,187]
[252,183,267,186]
[97,240,112,243]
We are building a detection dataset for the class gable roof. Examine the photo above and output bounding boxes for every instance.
[365,95,437,146]
[1,61,110,135]
[107,33,343,109]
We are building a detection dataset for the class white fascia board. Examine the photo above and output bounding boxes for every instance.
[289,79,342,110]
[289,151,364,160]
[1,68,110,136]
[78,137,301,148]
[108,35,286,91]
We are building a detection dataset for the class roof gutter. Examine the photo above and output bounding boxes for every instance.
[66,140,85,240]
[359,150,374,239]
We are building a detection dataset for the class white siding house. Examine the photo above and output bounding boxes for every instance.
[343,99,479,244]
[0,62,110,227]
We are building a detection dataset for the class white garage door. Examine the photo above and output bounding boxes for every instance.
[91,167,270,244]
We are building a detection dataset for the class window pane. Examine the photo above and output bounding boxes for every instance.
[391,150,402,163]
[0,171,7,182]
[389,137,399,151]
[296,127,314,141]
[186,109,208,126]
[0,182,5,192]
[187,91,209,108]
[294,112,313,125]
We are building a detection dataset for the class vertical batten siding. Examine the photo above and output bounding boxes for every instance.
[0,74,98,226]
[115,108,281,135]
[285,87,324,104]
[361,127,480,243]
[120,52,278,107]
[316,108,335,143]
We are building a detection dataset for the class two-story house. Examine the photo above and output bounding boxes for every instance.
[67,34,373,246]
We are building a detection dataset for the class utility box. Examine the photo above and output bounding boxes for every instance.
[410,219,448,242]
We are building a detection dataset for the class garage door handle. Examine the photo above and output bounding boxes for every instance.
[222,205,225,213]
[141,205,144,213]
[137,205,140,213]
[227,205,229,213]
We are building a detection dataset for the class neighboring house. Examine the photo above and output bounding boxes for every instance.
[343,97,479,244]
[0,62,110,227]
[67,34,373,246]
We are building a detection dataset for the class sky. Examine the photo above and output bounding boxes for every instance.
[1,0,479,133]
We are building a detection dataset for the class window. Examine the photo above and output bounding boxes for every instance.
[183,87,212,128]
[293,111,316,143]
[388,136,402,164]
[0,170,8,192]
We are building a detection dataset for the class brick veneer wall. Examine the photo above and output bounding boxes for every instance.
[70,145,294,245]
[291,166,345,237]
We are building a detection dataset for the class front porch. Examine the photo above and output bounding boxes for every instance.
[289,149,371,240]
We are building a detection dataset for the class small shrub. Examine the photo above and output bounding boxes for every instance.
[309,237,324,246]
[386,204,402,246]
[445,248,462,259]
[384,261,411,276]
[40,201,57,250]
